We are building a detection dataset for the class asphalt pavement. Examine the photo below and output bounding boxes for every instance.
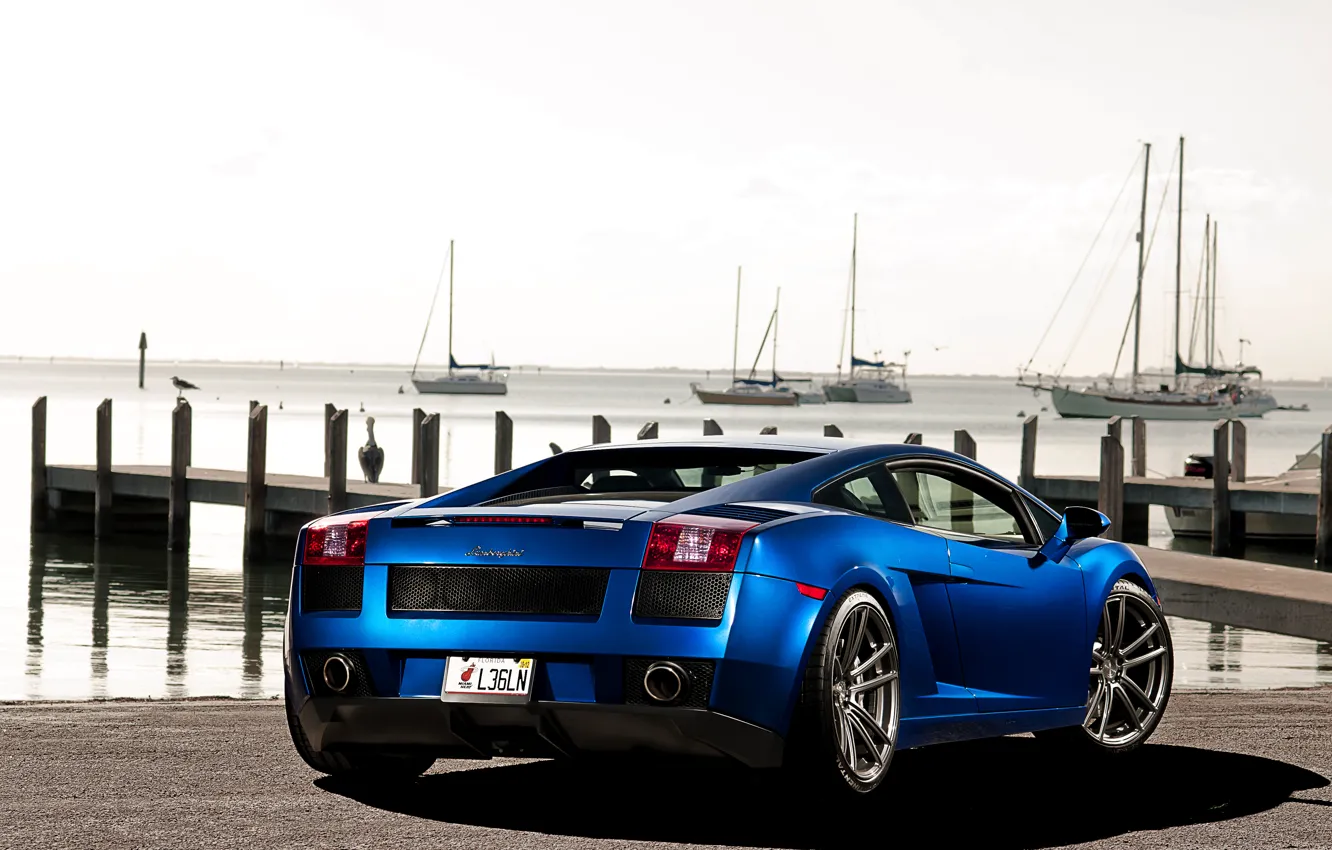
[2,689,1330,849]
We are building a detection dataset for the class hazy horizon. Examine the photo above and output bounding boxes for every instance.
[3,1,1329,380]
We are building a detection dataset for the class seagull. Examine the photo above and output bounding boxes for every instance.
[171,376,199,397]
[357,417,384,483]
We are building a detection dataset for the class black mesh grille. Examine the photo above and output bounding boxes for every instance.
[301,649,374,697]
[388,566,610,615]
[302,566,364,612]
[623,658,715,709]
[689,504,793,524]
[633,571,732,620]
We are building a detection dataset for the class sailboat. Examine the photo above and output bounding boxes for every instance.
[692,273,811,406]
[410,240,509,396]
[1018,138,1280,420]
[824,213,912,404]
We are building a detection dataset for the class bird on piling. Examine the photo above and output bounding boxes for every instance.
[358,417,384,483]
[171,376,199,398]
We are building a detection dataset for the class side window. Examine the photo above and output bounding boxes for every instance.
[816,465,912,523]
[891,470,1028,542]
[1023,496,1062,541]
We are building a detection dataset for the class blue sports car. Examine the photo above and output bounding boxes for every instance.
[284,436,1173,795]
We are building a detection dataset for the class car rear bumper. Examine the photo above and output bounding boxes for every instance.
[292,694,786,768]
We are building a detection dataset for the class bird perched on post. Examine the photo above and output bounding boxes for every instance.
[358,416,384,483]
[171,376,199,398]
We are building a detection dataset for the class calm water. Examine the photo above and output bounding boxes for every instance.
[2,359,1330,700]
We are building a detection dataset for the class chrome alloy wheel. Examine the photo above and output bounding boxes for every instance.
[830,602,900,782]
[1083,589,1171,747]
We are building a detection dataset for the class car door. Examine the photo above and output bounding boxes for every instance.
[886,459,1087,713]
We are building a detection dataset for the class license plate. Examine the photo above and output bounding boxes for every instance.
[442,656,534,702]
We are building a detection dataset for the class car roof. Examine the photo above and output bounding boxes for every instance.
[564,434,875,454]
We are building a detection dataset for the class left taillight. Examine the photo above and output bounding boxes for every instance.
[642,515,757,572]
[303,517,369,566]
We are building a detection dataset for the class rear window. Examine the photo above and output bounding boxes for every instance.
[480,447,821,506]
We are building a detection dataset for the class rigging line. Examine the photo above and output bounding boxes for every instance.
[1187,225,1207,364]
[748,308,777,381]
[1110,290,1138,383]
[1054,223,1138,376]
[411,242,452,378]
[1022,148,1144,374]
[836,253,853,373]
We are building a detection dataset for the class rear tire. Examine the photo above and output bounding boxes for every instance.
[789,589,900,795]
[1036,579,1173,755]
[285,692,435,781]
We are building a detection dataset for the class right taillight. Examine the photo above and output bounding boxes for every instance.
[642,515,757,572]
[303,517,369,566]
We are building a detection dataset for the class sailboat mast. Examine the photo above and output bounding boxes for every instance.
[1203,216,1212,369]
[849,213,858,377]
[772,287,780,384]
[446,239,455,376]
[1211,221,1219,367]
[732,266,741,384]
[1174,137,1184,388]
[1131,142,1151,384]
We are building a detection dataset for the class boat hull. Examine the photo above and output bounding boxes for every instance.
[691,387,798,406]
[412,377,508,396]
[1048,386,1272,420]
[1166,506,1314,541]
[824,381,912,404]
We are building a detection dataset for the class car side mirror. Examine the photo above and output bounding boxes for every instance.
[1037,506,1110,563]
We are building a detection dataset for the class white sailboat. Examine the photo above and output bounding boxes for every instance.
[1019,138,1281,420]
[410,240,509,396]
[693,272,818,406]
[824,213,912,404]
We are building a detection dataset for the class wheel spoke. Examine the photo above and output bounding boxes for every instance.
[850,670,897,694]
[845,700,890,744]
[838,712,856,765]
[1114,685,1142,731]
[1089,667,1103,677]
[1100,601,1115,652]
[846,712,882,765]
[850,643,892,678]
[1083,680,1104,727]
[1120,621,1159,656]
[1113,596,1126,650]
[1096,682,1113,739]
[1123,646,1167,669]
[1120,674,1156,712]
[842,609,868,668]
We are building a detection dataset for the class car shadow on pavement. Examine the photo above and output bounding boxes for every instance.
[317,737,1328,849]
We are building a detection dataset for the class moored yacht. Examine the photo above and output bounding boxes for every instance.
[410,240,509,395]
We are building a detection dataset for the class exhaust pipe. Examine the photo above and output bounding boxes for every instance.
[643,661,690,705]
[322,654,354,694]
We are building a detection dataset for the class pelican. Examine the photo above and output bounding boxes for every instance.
[357,416,384,483]
[171,376,199,398]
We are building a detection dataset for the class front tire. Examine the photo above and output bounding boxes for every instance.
[792,589,901,795]
[1039,579,1173,755]
[285,691,435,781]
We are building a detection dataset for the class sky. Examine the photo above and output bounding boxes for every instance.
[2,0,1329,378]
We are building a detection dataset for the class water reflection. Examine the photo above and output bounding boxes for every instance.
[8,533,290,701]
[6,531,1332,700]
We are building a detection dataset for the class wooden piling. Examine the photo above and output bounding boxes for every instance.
[495,411,513,474]
[904,432,922,445]
[328,408,348,515]
[137,332,147,389]
[323,403,336,476]
[824,424,843,438]
[592,415,612,444]
[1131,417,1147,477]
[243,404,268,560]
[1317,427,1332,568]
[637,421,659,440]
[95,399,113,539]
[759,426,778,435]
[249,400,259,413]
[1019,415,1037,492]
[411,408,425,484]
[703,419,723,436]
[1098,434,1124,541]
[1212,419,1232,557]
[31,397,47,532]
[1106,415,1123,445]
[168,399,192,551]
[1231,419,1247,546]
[419,414,440,497]
[953,429,976,459]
